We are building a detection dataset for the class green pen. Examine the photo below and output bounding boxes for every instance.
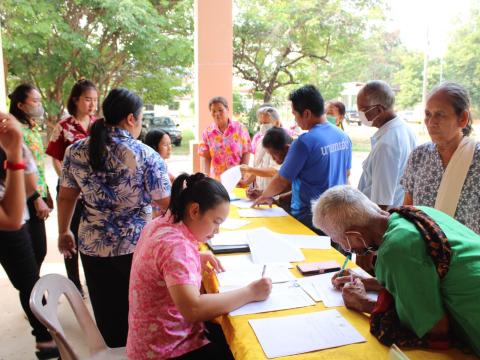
[339,253,351,276]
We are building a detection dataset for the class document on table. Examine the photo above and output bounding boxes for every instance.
[220,166,242,194]
[220,218,251,230]
[229,282,315,316]
[277,234,331,250]
[217,265,295,291]
[248,228,305,263]
[211,231,250,246]
[238,207,289,218]
[249,309,365,358]
[297,272,378,307]
[230,199,255,208]
[217,254,293,270]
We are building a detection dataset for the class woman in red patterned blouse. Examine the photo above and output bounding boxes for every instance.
[46,79,98,296]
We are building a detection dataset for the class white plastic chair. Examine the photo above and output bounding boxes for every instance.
[29,273,127,360]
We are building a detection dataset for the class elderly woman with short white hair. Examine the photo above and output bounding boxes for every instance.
[402,82,480,233]
[312,185,480,354]
[240,105,282,198]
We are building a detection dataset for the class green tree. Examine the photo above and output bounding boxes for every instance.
[1,0,193,130]
[393,51,441,110]
[444,6,480,117]
[233,0,381,103]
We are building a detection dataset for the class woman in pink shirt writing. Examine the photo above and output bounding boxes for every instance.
[127,172,272,359]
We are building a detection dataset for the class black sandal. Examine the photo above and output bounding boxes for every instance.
[35,346,60,359]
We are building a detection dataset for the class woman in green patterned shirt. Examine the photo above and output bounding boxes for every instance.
[9,84,53,270]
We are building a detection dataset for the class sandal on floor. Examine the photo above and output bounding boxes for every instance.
[35,346,60,359]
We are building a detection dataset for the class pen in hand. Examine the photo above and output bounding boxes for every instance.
[339,253,351,276]
[261,264,267,278]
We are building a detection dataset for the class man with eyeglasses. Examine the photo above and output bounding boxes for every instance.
[356,80,417,273]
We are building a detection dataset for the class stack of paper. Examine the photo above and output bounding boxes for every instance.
[210,230,250,246]
[247,228,305,263]
[249,309,365,358]
[297,272,378,307]
[230,282,315,316]
[212,227,305,264]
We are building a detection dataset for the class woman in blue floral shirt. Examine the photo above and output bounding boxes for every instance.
[57,88,171,347]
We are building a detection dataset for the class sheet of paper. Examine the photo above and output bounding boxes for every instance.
[220,166,241,194]
[229,282,315,316]
[247,228,305,263]
[230,199,255,208]
[217,265,295,291]
[297,273,378,307]
[220,218,250,230]
[228,192,240,201]
[217,254,293,270]
[277,234,331,250]
[238,207,289,218]
[210,231,250,246]
[249,309,365,358]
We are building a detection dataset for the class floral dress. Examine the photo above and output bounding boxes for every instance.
[22,124,47,197]
[198,119,251,178]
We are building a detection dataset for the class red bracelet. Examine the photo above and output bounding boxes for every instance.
[4,160,27,171]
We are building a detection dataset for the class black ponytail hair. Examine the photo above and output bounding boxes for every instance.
[168,172,230,223]
[88,88,143,171]
[144,129,169,152]
[8,83,37,127]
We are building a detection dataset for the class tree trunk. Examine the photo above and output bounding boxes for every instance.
[263,91,272,103]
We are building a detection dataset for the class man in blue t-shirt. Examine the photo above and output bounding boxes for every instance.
[253,85,352,231]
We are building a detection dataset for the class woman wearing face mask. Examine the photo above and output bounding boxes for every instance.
[9,84,52,270]
[325,101,346,130]
[240,105,282,199]
[57,88,171,347]
[46,79,98,297]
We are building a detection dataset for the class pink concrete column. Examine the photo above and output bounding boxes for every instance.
[192,0,233,173]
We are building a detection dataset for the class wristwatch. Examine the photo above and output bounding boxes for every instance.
[4,160,27,171]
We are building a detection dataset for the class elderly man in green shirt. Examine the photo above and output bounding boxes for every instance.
[312,185,480,355]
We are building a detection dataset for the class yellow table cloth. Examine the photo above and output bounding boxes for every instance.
[202,192,476,360]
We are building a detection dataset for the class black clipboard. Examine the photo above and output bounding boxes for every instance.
[206,240,250,254]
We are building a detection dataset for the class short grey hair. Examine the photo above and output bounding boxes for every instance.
[312,185,382,236]
[359,80,395,110]
[428,81,472,136]
[256,105,280,123]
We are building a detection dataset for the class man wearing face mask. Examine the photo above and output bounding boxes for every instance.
[356,81,417,272]
[357,80,417,209]
[312,186,480,355]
